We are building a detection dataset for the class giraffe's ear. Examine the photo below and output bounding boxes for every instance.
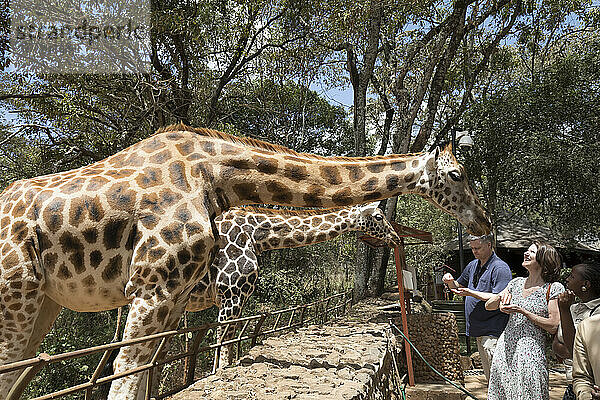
[443,142,453,154]
[359,202,379,215]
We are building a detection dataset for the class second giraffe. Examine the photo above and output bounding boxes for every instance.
[186,202,401,365]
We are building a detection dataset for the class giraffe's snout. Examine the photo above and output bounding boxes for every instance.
[467,213,492,236]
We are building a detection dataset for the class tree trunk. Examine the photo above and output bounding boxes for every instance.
[352,0,383,301]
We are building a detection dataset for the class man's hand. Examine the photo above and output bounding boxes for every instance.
[442,273,454,284]
[450,287,472,297]
[557,290,576,310]
[592,385,600,400]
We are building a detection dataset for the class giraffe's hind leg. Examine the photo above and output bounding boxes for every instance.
[0,264,49,398]
[23,296,62,358]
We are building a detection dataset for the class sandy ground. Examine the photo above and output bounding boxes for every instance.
[464,370,568,399]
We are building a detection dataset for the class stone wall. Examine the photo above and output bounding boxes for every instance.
[395,313,464,385]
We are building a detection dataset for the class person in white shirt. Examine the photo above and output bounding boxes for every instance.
[553,262,600,400]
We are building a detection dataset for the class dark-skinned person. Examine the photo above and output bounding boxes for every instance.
[553,262,600,400]
[442,233,512,381]
[485,241,564,400]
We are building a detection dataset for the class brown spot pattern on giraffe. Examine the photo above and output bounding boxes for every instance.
[232,183,261,203]
[59,231,85,273]
[266,181,293,203]
[253,155,278,174]
[320,166,342,185]
[345,165,365,182]
[102,255,123,282]
[135,168,162,189]
[175,140,195,156]
[106,183,136,211]
[103,218,129,250]
[169,161,191,192]
[283,164,308,182]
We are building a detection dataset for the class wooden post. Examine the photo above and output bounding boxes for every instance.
[394,243,415,386]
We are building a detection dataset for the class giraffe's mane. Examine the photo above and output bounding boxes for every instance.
[155,123,425,161]
[229,205,356,217]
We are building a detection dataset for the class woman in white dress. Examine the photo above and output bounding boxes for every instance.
[485,241,564,400]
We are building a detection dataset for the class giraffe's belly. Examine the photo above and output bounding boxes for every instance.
[42,245,134,312]
[45,279,130,312]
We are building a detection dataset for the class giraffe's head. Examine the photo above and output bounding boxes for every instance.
[353,202,401,247]
[419,144,492,236]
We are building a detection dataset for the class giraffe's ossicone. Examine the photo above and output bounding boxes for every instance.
[0,124,490,399]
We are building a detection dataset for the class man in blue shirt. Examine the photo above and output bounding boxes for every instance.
[443,233,512,381]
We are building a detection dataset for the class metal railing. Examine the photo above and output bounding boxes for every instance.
[0,290,353,400]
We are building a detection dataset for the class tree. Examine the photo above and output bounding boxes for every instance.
[462,32,600,240]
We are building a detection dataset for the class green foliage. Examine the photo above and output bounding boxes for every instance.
[463,32,600,239]
[216,79,353,155]
[247,234,356,313]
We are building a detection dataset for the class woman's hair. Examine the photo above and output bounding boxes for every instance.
[577,262,600,296]
[533,241,562,282]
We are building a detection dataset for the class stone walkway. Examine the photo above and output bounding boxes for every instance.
[168,299,396,400]
[166,298,570,400]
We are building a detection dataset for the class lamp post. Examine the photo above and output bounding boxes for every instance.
[451,128,473,273]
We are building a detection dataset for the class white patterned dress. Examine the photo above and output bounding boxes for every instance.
[487,277,565,400]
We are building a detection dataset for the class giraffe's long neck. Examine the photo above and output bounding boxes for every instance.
[201,136,425,210]
[226,207,360,253]
[153,125,490,236]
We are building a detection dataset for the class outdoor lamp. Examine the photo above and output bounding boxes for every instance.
[455,130,473,150]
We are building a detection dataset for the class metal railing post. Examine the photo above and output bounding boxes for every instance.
[184,328,208,388]
[251,314,268,347]
[6,353,50,400]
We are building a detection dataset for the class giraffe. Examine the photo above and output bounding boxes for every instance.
[0,123,491,399]
[185,202,401,365]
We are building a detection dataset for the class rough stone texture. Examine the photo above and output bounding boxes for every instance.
[395,313,464,385]
[168,299,398,400]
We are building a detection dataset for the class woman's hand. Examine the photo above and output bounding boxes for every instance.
[557,290,576,310]
[500,303,524,314]
[498,292,525,314]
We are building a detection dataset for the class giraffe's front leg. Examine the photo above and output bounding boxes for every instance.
[108,289,193,400]
[108,239,215,399]
[215,262,258,368]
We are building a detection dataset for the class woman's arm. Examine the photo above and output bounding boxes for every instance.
[519,298,561,334]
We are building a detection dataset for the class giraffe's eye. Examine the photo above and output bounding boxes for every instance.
[448,171,462,182]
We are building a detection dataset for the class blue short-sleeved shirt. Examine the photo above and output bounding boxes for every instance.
[456,252,512,337]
